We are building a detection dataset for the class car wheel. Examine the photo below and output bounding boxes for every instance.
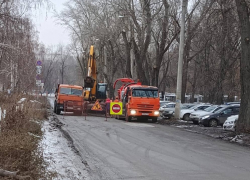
[209,119,218,127]
[192,121,199,125]
[183,114,190,121]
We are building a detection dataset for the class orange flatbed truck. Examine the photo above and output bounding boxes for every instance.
[54,84,84,115]
[114,78,160,122]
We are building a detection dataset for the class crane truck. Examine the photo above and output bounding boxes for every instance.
[53,45,107,115]
[113,78,160,122]
[84,45,107,112]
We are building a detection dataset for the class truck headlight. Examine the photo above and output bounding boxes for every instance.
[130,110,136,115]
[154,111,159,115]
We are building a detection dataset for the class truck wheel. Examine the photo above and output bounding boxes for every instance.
[152,118,157,123]
[53,101,57,113]
[125,113,131,122]
[56,105,61,115]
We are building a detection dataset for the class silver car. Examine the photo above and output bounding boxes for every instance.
[190,105,224,124]
[161,103,195,119]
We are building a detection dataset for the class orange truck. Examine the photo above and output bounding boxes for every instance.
[113,78,160,122]
[54,84,84,114]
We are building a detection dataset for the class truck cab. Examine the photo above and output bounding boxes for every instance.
[122,85,160,122]
[54,84,84,114]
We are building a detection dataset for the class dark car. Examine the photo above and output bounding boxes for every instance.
[199,105,240,127]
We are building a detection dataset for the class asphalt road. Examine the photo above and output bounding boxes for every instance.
[50,97,250,180]
[54,114,250,180]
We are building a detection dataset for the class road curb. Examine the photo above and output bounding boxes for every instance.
[50,110,91,171]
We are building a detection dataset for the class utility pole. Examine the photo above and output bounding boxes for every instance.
[175,0,188,119]
[104,45,107,83]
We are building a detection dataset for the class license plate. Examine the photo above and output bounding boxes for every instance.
[142,113,149,115]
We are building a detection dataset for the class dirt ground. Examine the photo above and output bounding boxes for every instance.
[158,118,250,147]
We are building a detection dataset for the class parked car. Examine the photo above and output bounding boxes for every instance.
[160,101,170,108]
[180,104,211,121]
[182,103,196,109]
[225,102,240,105]
[159,102,175,112]
[190,105,225,124]
[161,103,193,119]
[199,105,240,127]
[223,115,238,131]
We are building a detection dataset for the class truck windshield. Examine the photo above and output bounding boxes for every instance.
[132,89,158,98]
[60,88,83,96]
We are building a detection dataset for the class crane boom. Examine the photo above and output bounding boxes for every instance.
[84,45,107,101]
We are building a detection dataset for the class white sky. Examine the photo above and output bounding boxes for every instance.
[32,0,71,47]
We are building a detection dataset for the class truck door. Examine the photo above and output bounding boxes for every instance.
[218,107,233,125]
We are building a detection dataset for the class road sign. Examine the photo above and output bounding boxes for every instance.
[91,100,103,111]
[36,66,42,74]
[110,102,122,115]
[36,60,42,66]
[36,80,41,86]
[36,74,41,80]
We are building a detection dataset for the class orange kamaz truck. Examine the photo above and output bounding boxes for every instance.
[54,84,84,114]
[113,78,160,122]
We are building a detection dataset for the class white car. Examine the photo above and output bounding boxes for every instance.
[223,115,238,131]
[160,101,170,107]
[190,105,225,124]
[159,102,175,112]
[180,104,211,121]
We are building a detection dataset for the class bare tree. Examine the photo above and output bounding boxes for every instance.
[235,0,250,131]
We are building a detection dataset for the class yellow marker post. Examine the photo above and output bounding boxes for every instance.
[110,102,122,115]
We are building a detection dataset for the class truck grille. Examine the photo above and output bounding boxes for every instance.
[139,111,152,113]
[137,104,154,110]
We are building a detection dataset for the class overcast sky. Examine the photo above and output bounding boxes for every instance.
[32,0,71,47]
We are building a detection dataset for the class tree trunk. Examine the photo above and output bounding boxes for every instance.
[235,0,250,132]
[121,31,132,78]
[191,61,198,103]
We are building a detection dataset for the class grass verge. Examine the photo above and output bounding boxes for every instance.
[0,93,48,179]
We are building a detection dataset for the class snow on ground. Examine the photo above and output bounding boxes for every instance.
[41,113,89,179]
[17,98,26,104]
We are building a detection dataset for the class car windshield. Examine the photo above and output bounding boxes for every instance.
[189,105,200,110]
[213,106,224,113]
[216,107,229,113]
[60,87,83,95]
[204,106,217,112]
[164,104,175,108]
[132,89,158,98]
[181,105,190,109]
[160,102,168,107]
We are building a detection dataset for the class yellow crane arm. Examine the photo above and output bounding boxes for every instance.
[84,45,97,100]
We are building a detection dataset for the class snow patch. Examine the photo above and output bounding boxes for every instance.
[18,98,26,104]
[41,118,89,180]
